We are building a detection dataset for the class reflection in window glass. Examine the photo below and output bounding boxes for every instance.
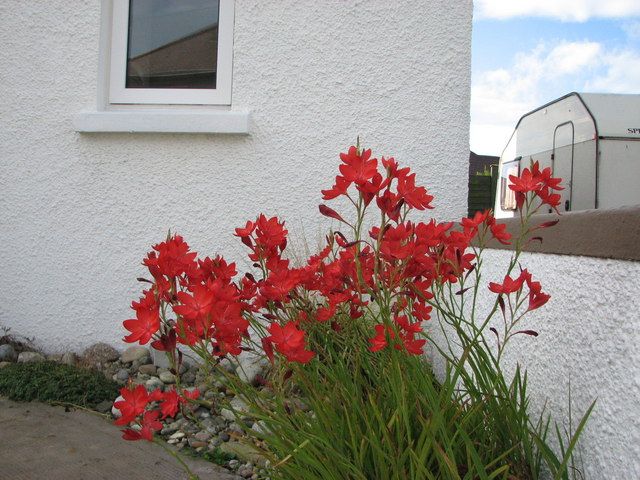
[500,161,519,211]
[126,0,220,89]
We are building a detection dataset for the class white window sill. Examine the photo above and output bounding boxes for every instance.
[73,109,250,134]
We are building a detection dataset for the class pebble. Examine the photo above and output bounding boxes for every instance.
[193,431,211,442]
[60,351,77,366]
[82,343,119,365]
[251,421,268,435]
[219,432,230,442]
[0,344,18,362]
[195,407,210,419]
[188,439,208,449]
[205,390,219,401]
[138,364,157,375]
[161,421,180,435]
[219,357,236,373]
[111,395,124,418]
[181,369,197,384]
[235,352,268,385]
[95,400,113,414]
[115,369,130,382]
[131,356,151,370]
[169,431,185,440]
[228,459,239,469]
[120,346,150,364]
[145,377,164,391]
[220,408,235,422]
[228,422,244,434]
[158,370,176,384]
[17,351,46,363]
[210,437,223,447]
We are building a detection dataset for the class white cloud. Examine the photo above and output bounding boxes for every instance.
[586,50,640,92]
[475,0,640,21]
[471,41,604,154]
[622,21,640,40]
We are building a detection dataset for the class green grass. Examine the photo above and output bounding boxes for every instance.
[0,361,119,408]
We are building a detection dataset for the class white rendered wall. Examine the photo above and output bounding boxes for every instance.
[0,1,472,351]
[457,249,640,479]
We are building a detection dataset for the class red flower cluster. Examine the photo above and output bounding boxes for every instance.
[488,268,550,312]
[123,234,251,359]
[114,384,199,441]
[509,161,563,211]
[120,146,561,395]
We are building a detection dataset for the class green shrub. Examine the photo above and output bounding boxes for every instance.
[0,361,119,408]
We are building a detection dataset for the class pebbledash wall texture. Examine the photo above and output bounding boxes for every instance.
[0,1,472,350]
[469,250,640,479]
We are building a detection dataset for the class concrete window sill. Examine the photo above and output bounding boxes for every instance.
[73,109,250,134]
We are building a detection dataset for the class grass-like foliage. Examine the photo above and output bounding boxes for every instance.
[0,361,119,408]
[228,313,593,480]
[232,330,513,479]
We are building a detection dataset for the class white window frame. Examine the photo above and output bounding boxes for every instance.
[108,0,234,106]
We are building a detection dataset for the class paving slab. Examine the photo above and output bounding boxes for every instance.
[0,397,240,480]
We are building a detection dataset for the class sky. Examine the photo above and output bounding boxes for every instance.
[471,0,640,155]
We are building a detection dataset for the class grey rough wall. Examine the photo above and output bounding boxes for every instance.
[431,249,640,479]
[0,0,472,351]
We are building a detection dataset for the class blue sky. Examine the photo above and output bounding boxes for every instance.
[471,0,640,155]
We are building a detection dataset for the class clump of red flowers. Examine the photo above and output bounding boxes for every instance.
[117,145,562,442]
[114,383,199,441]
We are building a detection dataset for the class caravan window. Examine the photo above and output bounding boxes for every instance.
[500,160,519,211]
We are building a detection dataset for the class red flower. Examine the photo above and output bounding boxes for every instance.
[528,290,550,311]
[123,290,160,345]
[122,410,162,442]
[156,388,200,419]
[151,329,176,352]
[173,285,216,321]
[321,175,351,200]
[397,173,433,210]
[537,187,561,210]
[411,302,432,322]
[488,274,524,295]
[520,269,551,311]
[158,389,180,419]
[114,384,150,426]
[143,235,197,278]
[338,146,378,186]
[234,220,255,238]
[182,388,200,401]
[368,324,393,352]
[251,214,288,261]
[490,222,512,245]
[398,333,426,355]
[509,167,541,194]
[461,210,490,237]
[376,190,403,221]
[265,322,315,364]
[357,172,389,206]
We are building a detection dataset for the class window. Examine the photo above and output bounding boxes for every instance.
[108,0,234,105]
[500,160,519,211]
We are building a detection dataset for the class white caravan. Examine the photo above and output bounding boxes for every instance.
[494,92,640,218]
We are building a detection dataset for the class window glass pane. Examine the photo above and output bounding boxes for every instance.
[126,0,219,89]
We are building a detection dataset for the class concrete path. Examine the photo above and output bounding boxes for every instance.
[0,397,240,480]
